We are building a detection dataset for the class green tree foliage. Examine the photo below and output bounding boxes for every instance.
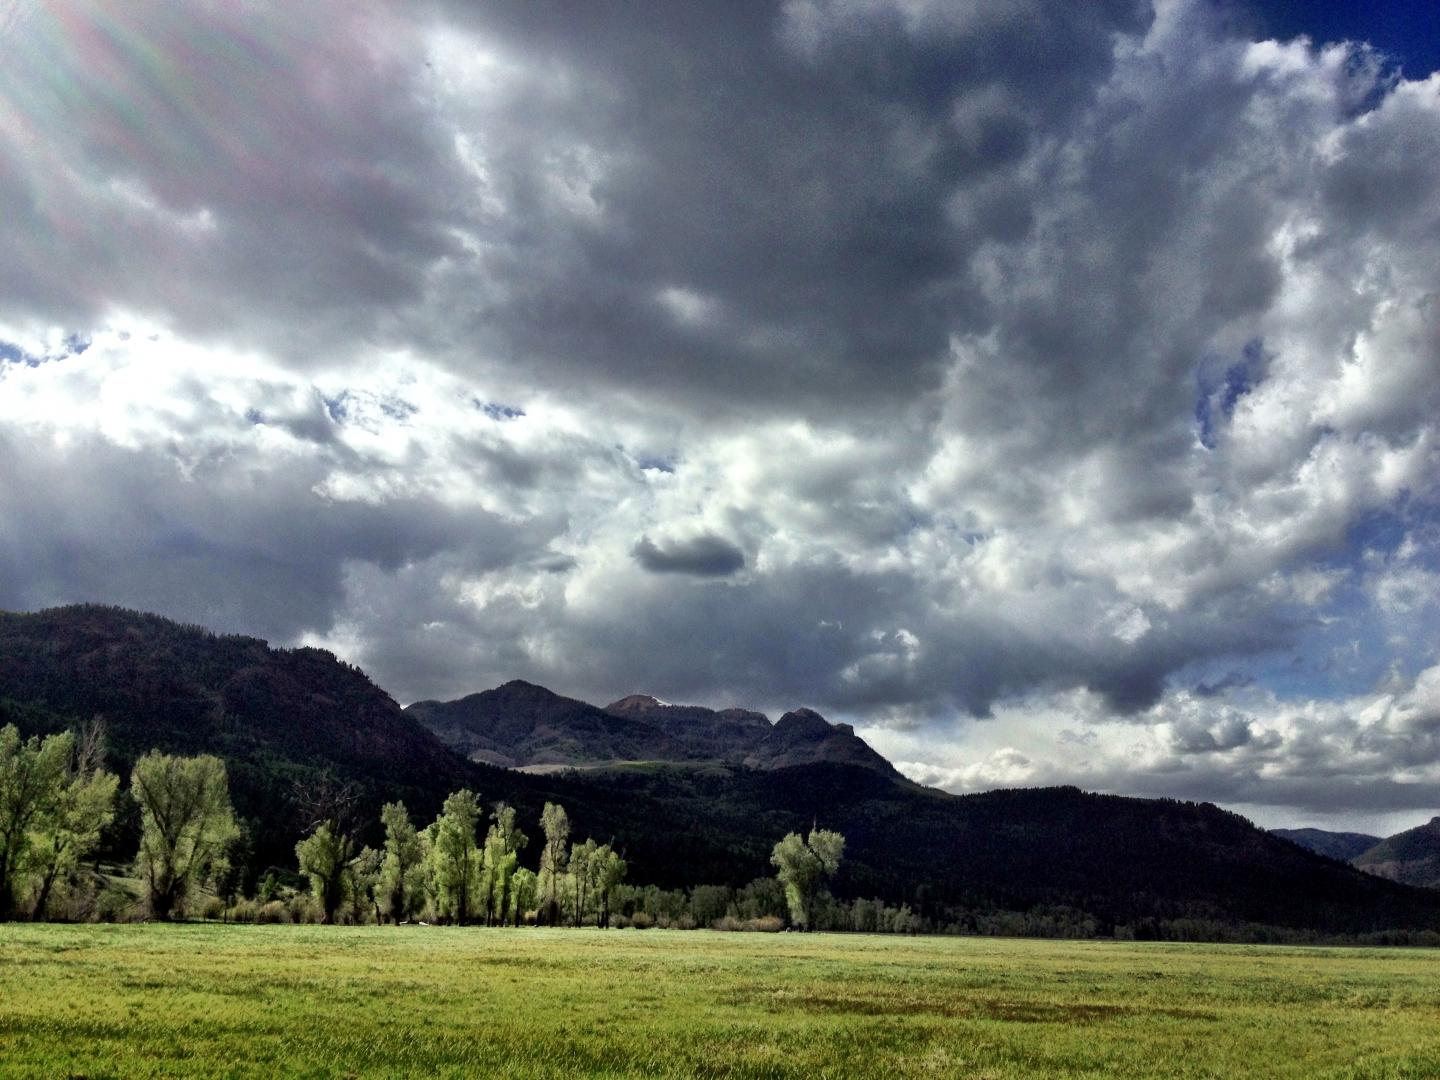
[0,723,118,921]
[508,866,538,926]
[212,826,253,917]
[0,725,73,919]
[771,828,845,929]
[691,884,731,927]
[480,803,526,926]
[430,789,482,924]
[538,802,569,926]
[131,752,238,920]
[28,722,118,920]
[295,823,355,925]
[348,846,382,925]
[732,876,787,921]
[293,776,364,925]
[378,801,425,923]
[568,837,598,926]
[596,845,626,928]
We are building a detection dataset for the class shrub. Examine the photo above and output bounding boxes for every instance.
[95,883,136,924]
[288,895,318,924]
[712,915,742,932]
[229,898,259,923]
[257,901,290,924]
[199,896,225,921]
[745,915,784,933]
[630,911,654,930]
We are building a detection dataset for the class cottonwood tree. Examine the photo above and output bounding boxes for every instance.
[595,845,626,928]
[538,801,569,926]
[378,801,425,922]
[690,884,731,928]
[480,803,526,926]
[212,826,253,918]
[132,752,238,920]
[0,724,116,921]
[508,866,537,926]
[294,775,363,924]
[295,823,355,924]
[347,846,382,925]
[28,722,118,920]
[430,789,482,924]
[770,828,845,930]
[568,837,598,926]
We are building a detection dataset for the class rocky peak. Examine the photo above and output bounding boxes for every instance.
[773,708,833,739]
[606,693,665,714]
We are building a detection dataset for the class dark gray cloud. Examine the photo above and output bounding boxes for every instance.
[0,423,558,645]
[632,535,746,577]
[0,1,460,361]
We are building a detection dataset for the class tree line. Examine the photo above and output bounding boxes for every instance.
[1,724,861,931]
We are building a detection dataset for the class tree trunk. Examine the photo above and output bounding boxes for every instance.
[0,848,13,922]
[322,873,345,925]
[151,887,176,922]
[32,861,61,921]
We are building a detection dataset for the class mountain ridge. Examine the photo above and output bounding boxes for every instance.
[1271,828,1384,863]
[408,680,903,779]
[406,680,690,768]
[1354,817,1440,889]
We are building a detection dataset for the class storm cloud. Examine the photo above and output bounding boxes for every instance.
[633,535,747,577]
[1,0,1438,829]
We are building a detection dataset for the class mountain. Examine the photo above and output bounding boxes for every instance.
[1272,828,1384,862]
[0,605,481,869]
[406,681,690,767]
[6,604,1440,937]
[605,694,771,760]
[410,682,902,779]
[605,695,902,777]
[576,764,1440,935]
[741,708,904,779]
[1354,818,1440,889]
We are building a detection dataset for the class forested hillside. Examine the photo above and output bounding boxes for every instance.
[1354,819,1440,889]
[5,605,1440,937]
[0,606,481,869]
[1271,828,1384,863]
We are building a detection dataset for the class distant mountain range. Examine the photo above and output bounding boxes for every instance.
[405,682,904,780]
[3,604,1439,937]
[1272,824,1440,889]
[1271,829,1383,863]
[1354,819,1440,889]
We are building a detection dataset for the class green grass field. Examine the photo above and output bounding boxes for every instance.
[2,925,1438,1079]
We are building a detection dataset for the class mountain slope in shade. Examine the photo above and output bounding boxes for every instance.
[412,683,902,778]
[1272,828,1383,862]
[0,604,480,868]
[574,764,1440,935]
[406,681,689,767]
[1354,817,1440,888]
[741,708,904,780]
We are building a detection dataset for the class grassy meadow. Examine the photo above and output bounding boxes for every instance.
[2,925,1439,1079]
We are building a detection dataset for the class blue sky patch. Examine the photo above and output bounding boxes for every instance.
[1195,340,1269,448]
[475,399,525,421]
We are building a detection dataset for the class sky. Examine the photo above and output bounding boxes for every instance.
[1,0,1437,835]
